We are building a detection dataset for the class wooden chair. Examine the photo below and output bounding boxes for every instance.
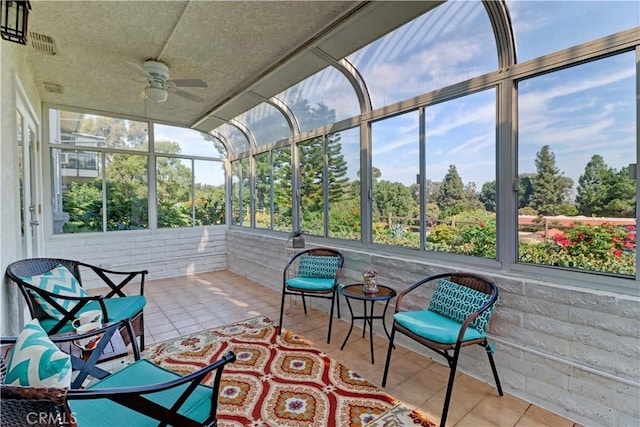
[279,248,344,343]
[0,327,236,427]
[6,258,147,359]
[381,272,503,427]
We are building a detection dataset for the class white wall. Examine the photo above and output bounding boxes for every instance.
[43,226,228,288]
[0,42,42,336]
[225,229,640,427]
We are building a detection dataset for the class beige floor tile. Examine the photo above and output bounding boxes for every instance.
[141,270,577,427]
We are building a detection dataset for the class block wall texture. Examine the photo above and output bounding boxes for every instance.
[225,229,640,427]
[43,226,227,288]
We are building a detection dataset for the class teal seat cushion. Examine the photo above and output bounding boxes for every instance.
[286,277,335,292]
[394,310,485,345]
[39,295,146,334]
[69,359,214,426]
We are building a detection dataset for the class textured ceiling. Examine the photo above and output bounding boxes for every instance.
[25,1,363,128]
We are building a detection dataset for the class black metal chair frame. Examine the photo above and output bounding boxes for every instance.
[278,248,344,344]
[381,272,503,427]
[6,258,147,359]
[1,327,236,427]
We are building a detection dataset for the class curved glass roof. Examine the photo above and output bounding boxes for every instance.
[347,0,496,109]
[233,102,291,147]
[277,65,360,133]
[214,123,250,154]
[507,0,639,63]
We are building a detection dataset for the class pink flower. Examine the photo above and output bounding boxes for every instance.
[612,249,622,258]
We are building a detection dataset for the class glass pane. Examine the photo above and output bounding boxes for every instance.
[279,66,360,133]
[507,1,639,63]
[371,111,420,248]
[299,137,325,236]
[50,109,148,151]
[53,148,103,233]
[154,124,224,158]
[157,157,192,228]
[255,152,272,229]
[105,153,148,231]
[215,123,249,154]
[273,146,292,232]
[194,160,225,225]
[425,89,496,259]
[234,103,291,147]
[231,161,241,226]
[517,53,636,276]
[348,1,496,109]
[328,128,361,240]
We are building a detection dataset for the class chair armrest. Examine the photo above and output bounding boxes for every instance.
[76,262,147,298]
[67,351,236,427]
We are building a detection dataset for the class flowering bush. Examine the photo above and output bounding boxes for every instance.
[520,223,636,275]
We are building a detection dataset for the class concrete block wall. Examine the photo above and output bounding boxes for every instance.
[43,226,227,289]
[225,229,640,427]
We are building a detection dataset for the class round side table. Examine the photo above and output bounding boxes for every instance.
[338,283,396,364]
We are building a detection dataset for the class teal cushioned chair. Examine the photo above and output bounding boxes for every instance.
[279,248,344,344]
[0,325,236,427]
[381,272,503,427]
[6,258,148,359]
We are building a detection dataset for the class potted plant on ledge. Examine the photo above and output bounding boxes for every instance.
[288,229,305,248]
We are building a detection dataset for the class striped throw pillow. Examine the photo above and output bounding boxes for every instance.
[5,319,72,388]
[20,264,88,320]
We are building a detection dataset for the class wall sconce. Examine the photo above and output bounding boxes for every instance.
[0,0,31,45]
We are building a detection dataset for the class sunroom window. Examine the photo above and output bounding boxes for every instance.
[517,52,636,276]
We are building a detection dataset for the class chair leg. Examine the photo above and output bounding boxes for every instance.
[440,346,461,427]
[278,288,287,336]
[327,290,336,344]
[124,318,141,360]
[301,294,308,314]
[486,345,503,396]
[381,326,396,387]
[139,314,145,352]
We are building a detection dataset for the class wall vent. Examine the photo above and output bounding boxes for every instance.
[43,82,63,94]
[29,32,57,55]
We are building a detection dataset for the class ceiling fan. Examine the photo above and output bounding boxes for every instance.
[127,60,207,103]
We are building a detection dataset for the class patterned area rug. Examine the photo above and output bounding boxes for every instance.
[139,316,435,426]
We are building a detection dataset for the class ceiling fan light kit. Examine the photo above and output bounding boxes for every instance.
[128,59,207,103]
[145,86,168,103]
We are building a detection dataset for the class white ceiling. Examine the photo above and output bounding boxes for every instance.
[23,1,438,132]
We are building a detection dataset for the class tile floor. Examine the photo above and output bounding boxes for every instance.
[140,270,579,427]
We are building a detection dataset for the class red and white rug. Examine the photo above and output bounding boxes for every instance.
[140,316,434,426]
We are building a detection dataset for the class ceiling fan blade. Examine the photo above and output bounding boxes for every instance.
[167,79,207,88]
[173,88,204,103]
[126,62,152,80]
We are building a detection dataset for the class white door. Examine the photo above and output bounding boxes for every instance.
[17,98,41,258]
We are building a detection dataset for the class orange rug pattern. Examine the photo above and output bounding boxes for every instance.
[141,316,416,426]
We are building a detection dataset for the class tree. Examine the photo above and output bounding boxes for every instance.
[479,180,496,212]
[436,165,465,211]
[605,166,635,217]
[518,173,535,209]
[576,155,611,216]
[372,180,415,222]
[531,145,573,215]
